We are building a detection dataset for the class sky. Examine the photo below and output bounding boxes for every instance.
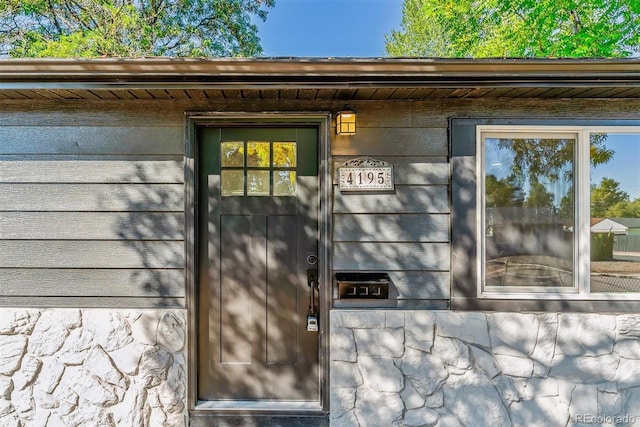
[254,0,404,57]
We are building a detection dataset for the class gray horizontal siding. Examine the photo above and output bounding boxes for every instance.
[0,160,183,183]
[0,212,183,240]
[0,126,183,155]
[333,185,449,214]
[0,241,184,268]
[334,242,450,271]
[332,128,447,157]
[333,214,449,243]
[0,183,183,211]
[0,269,184,297]
[0,113,185,308]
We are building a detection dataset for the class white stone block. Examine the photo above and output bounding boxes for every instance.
[401,378,425,410]
[354,387,404,427]
[331,327,357,362]
[570,384,598,421]
[331,361,363,389]
[0,398,15,417]
[56,327,93,365]
[0,310,40,335]
[435,312,490,348]
[424,388,444,408]
[509,396,569,427]
[470,345,501,378]
[0,376,12,400]
[12,354,41,391]
[61,365,118,408]
[494,354,534,378]
[616,315,640,339]
[11,386,34,414]
[598,389,623,416]
[157,311,186,353]
[34,357,64,395]
[401,348,448,397]
[614,357,640,389]
[139,346,172,388]
[84,346,128,389]
[404,406,439,427]
[0,335,27,376]
[614,339,640,359]
[85,311,133,352]
[520,378,559,400]
[445,371,510,427]
[330,387,356,419]
[333,311,386,329]
[385,312,405,329]
[550,354,619,383]
[130,312,161,346]
[353,328,404,358]
[531,313,557,377]
[159,362,186,413]
[358,356,403,393]
[556,314,615,356]
[331,409,359,427]
[58,309,82,330]
[433,336,471,374]
[27,311,69,357]
[109,341,145,376]
[488,313,538,356]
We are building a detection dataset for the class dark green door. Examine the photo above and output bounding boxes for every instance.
[197,127,320,403]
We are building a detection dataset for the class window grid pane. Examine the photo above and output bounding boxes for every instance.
[220,140,297,197]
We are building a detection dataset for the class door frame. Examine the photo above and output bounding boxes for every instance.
[184,112,331,417]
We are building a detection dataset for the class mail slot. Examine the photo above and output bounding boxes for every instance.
[336,272,390,299]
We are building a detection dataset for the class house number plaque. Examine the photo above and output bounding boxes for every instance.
[338,156,394,192]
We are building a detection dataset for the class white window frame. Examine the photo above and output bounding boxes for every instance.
[477,125,640,300]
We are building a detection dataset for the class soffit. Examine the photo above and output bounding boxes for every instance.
[1,58,639,100]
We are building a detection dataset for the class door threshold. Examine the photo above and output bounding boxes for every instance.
[191,401,327,427]
[195,400,322,413]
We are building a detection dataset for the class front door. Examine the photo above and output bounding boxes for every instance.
[197,126,320,405]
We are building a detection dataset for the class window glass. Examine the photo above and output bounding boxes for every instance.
[247,170,270,196]
[273,142,297,167]
[484,135,575,288]
[221,170,244,196]
[590,133,640,293]
[247,142,270,167]
[274,171,297,196]
[221,142,244,167]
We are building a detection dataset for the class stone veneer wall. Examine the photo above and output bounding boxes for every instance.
[330,310,640,427]
[0,309,186,427]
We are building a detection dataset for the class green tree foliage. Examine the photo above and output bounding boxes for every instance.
[604,198,640,217]
[0,0,273,57]
[591,177,630,217]
[386,0,640,57]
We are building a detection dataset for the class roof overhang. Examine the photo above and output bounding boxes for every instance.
[1,57,639,100]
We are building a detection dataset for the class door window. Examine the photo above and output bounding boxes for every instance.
[221,140,297,196]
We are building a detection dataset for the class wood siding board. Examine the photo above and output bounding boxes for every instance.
[0,296,185,308]
[332,157,448,185]
[0,183,184,212]
[333,185,449,214]
[297,89,318,100]
[333,213,450,242]
[0,126,184,155]
[315,89,338,100]
[333,242,450,270]
[368,88,397,100]
[352,103,413,128]
[0,212,184,240]
[0,160,184,183]
[336,89,357,100]
[278,89,300,100]
[390,271,450,299]
[221,89,242,99]
[608,87,640,98]
[332,128,448,156]
[0,240,184,268]
[0,268,184,297]
[389,88,419,99]
[185,89,207,99]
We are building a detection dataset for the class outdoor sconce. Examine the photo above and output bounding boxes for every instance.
[336,106,357,136]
